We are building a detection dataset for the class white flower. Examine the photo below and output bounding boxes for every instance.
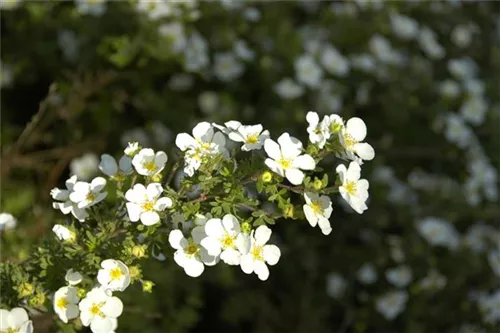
[385,266,412,288]
[0,307,33,333]
[228,124,270,151]
[326,273,347,299]
[336,162,369,214]
[234,40,255,61]
[239,225,281,281]
[0,0,22,10]
[488,250,500,277]
[390,12,419,40]
[158,22,186,53]
[339,117,375,162]
[419,27,445,60]
[264,133,315,185]
[459,96,488,126]
[303,192,333,235]
[184,32,209,72]
[54,286,80,323]
[357,263,377,284]
[274,78,304,100]
[0,213,17,231]
[70,153,99,181]
[124,142,140,157]
[212,120,242,135]
[444,113,473,148]
[350,54,376,73]
[214,53,244,82]
[451,24,475,48]
[98,154,133,178]
[419,270,447,291]
[306,111,329,148]
[136,0,174,20]
[75,0,106,16]
[320,45,349,77]
[417,217,460,250]
[169,228,218,277]
[175,122,227,177]
[131,148,168,177]
[79,287,123,333]
[448,58,477,81]
[52,224,76,242]
[69,177,107,209]
[125,183,172,226]
[295,54,323,88]
[464,224,497,253]
[200,214,248,265]
[51,176,89,222]
[369,34,403,65]
[198,91,219,114]
[376,290,408,320]
[439,80,461,99]
[97,259,130,292]
[478,290,500,323]
[65,269,83,286]
[168,73,194,91]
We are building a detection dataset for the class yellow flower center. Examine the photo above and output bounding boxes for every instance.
[342,133,357,149]
[5,329,19,333]
[141,201,154,211]
[278,158,291,169]
[89,303,104,317]
[110,267,123,281]
[221,233,235,249]
[246,134,259,144]
[310,201,322,215]
[143,161,157,173]
[185,242,199,256]
[251,245,264,261]
[345,181,357,195]
[56,296,68,309]
[330,122,343,134]
[86,192,95,202]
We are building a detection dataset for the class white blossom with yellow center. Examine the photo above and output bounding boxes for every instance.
[200,214,249,265]
[125,183,172,226]
[79,287,122,333]
[169,227,218,277]
[264,133,316,185]
[239,225,281,281]
[303,192,333,235]
[336,162,369,214]
[69,177,107,209]
[53,286,80,323]
[131,148,168,177]
[339,117,375,163]
[50,175,89,222]
[97,259,130,292]
[0,308,33,333]
[228,124,270,151]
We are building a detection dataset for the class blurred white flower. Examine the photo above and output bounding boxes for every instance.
[419,270,447,291]
[214,53,244,82]
[385,266,413,288]
[464,224,498,253]
[350,54,376,73]
[58,30,80,63]
[234,40,255,61]
[158,22,186,54]
[150,122,172,145]
[439,80,461,99]
[65,269,83,286]
[70,153,99,181]
[464,79,485,97]
[478,290,500,324]
[198,91,219,114]
[369,34,405,65]
[99,154,133,178]
[295,54,323,88]
[136,0,174,20]
[444,113,473,149]
[375,290,408,320]
[75,0,106,16]
[242,7,261,21]
[184,32,209,72]
[168,74,194,91]
[448,58,478,81]
[357,263,377,284]
[0,212,17,231]
[459,96,488,126]
[0,0,22,10]
[320,45,349,77]
[52,224,76,242]
[0,307,33,333]
[0,61,13,88]
[274,78,304,100]
[417,217,460,250]
[451,24,476,48]
[418,27,445,60]
[488,250,500,277]
[326,273,346,299]
[390,12,419,40]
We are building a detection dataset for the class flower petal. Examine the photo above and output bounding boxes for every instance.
[140,211,160,226]
[222,214,240,235]
[255,225,272,245]
[154,197,173,211]
[169,230,186,250]
[354,143,375,160]
[278,133,302,159]
[90,177,106,192]
[285,168,305,185]
[204,218,224,238]
[254,261,270,281]
[126,203,142,222]
[240,254,254,274]
[220,248,241,265]
[292,154,315,170]
[263,244,281,265]
[346,117,367,141]
[264,139,281,160]
[102,297,123,318]
[184,258,205,277]
[99,154,118,177]
[200,237,222,256]
[265,159,285,177]
[175,133,197,151]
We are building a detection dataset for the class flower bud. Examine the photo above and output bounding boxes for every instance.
[77,288,87,299]
[330,122,343,134]
[131,245,147,259]
[261,171,272,183]
[128,265,142,282]
[17,282,34,298]
[142,280,154,293]
[241,221,252,234]
[151,173,163,182]
[284,205,295,218]
[29,291,46,307]
[313,178,323,190]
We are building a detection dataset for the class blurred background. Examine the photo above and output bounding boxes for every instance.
[1,0,500,332]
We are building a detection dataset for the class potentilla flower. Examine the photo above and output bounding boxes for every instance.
[98,154,133,178]
[79,287,123,333]
[357,263,377,284]
[75,0,106,16]
[212,120,242,135]
[375,290,408,320]
[295,54,323,88]
[125,183,172,226]
[385,266,413,288]
[418,270,447,291]
[0,212,17,231]
[303,192,333,235]
[228,124,270,151]
[390,12,419,40]
[54,286,80,323]
[69,177,107,209]
[169,227,218,277]
[274,78,304,100]
[239,225,281,281]
[336,162,369,214]
[339,117,375,162]
[0,307,33,333]
[52,224,76,242]
[200,214,249,265]
[65,269,83,286]
[97,259,131,292]
[417,217,460,250]
[213,52,244,82]
[124,142,140,157]
[326,273,347,299]
[459,96,488,126]
[175,122,227,176]
[70,153,99,181]
[264,133,316,185]
[488,250,500,277]
[320,45,350,77]
[131,148,168,177]
[306,111,330,148]
[51,175,89,222]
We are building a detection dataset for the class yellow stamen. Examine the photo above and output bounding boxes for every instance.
[246,134,259,144]
[141,201,154,211]
[185,242,199,256]
[310,201,322,215]
[342,133,356,149]
[221,233,235,249]
[279,158,291,169]
[143,161,157,172]
[345,181,357,195]
[56,296,68,309]
[86,192,95,202]
[109,267,123,281]
[251,245,264,261]
[89,303,104,317]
